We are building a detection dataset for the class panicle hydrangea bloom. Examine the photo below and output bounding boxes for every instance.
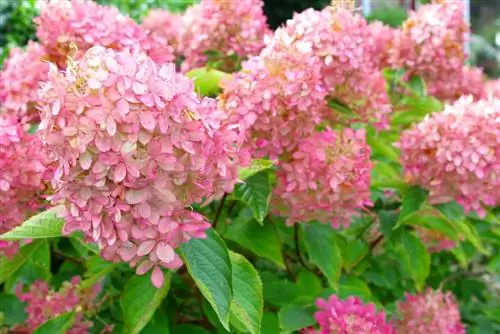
[485,79,500,98]
[0,115,49,257]
[367,21,395,69]
[272,129,372,228]
[39,46,243,287]
[15,277,100,333]
[220,6,390,158]
[179,0,271,71]
[414,226,456,253]
[311,295,395,334]
[141,9,184,55]
[427,66,486,102]
[397,96,499,217]
[395,288,465,334]
[0,41,50,122]
[35,0,174,67]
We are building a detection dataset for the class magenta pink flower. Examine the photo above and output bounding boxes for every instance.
[39,46,243,287]
[272,129,372,228]
[311,295,395,334]
[15,276,100,333]
[0,41,50,123]
[0,115,49,257]
[395,289,465,334]
[34,0,174,67]
[179,0,271,71]
[397,96,499,217]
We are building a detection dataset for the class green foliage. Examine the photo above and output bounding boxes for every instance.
[0,206,64,240]
[233,170,273,224]
[33,312,76,334]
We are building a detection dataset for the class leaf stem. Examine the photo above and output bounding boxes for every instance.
[294,224,313,272]
[212,193,227,229]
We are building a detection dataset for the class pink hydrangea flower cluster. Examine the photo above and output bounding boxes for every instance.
[141,9,184,55]
[34,0,174,67]
[309,295,395,334]
[427,66,486,102]
[0,115,49,257]
[220,6,391,158]
[0,42,50,123]
[179,0,271,71]
[485,79,500,99]
[39,46,243,287]
[367,21,396,69]
[414,226,456,253]
[15,277,100,333]
[272,129,372,227]
[397,96,499,217]
[395,289,465,334]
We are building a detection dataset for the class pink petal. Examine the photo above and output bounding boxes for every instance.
[137,240,156,256]
[114,163,127,182]
[151,266,164,288]
[136,260,155,275]
[140,112,156,131]
[156,242,175,263]
[125,188,149,204]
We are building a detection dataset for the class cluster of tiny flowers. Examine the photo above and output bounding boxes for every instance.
[34,0,174,67]
[142,9,184,55]
[220,6,390,158]
[485,79,500,99]
[179,0,271,71]
[367,21,395,69]
[272,129,372,228]
[305,295,395,334]
[427,66,486,102]
[0,115,49,257]
[414,226,456,253]
[0,42,50,122]
[397,96,499,217]
[39,46,243,287]
[14,277,100,333]
[395,289,465,334]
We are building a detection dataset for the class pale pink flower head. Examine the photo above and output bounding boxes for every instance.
[272,129,372,228]
[142,9,184,54]
[179,0,271,71]
[427,66,486,102]
[34,0,174,67]
[397,96,499,218]
[414,226,456,253]
[313,295,395,334]
[485,79,500,99]
[0,115,49,257]
[15,276,100,332]
[367,21,396,69]
[39,46,243,287]
[0,41,50,123]
[395,288,465,334]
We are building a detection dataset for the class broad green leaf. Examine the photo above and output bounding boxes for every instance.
[379,210,399,239]
[224,208,285,268]
[327,98,359,119]
[33,312,75,334]
[141,309,170,334]
[121,271,172,334]
[0,240,44,284]
[343,240,369,272]
[70,232,99,255]
[454,219,489,255]
[0,294,27,325]
[185,67,229,97]
[0,206,64,240]
[239,159,275,180]
[395,231,430,290]
[260,271,300,307]
[229,251,263,334]
[261,312,280,334]
[278,305,315,332]
[392,96,442,126]
[171,325,211,334]
[394,186,428,229]
[338,276,373,302]
[303,222,342,291]
[81,256,117,289]
[296,271,323,304]
[434,201,465,221]
[406,75,426,96]
[366,131,399,162]
[233,171,272,224]
[180,229,232,330]
[201,298,228,333]
[406,214,459,241]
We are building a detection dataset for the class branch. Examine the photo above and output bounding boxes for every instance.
[212,193,228,229]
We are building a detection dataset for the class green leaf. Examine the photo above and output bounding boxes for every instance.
[339,276,373,302]
[0,206,64,240]
[81,256,117,289]
[185,67,229,97]
[140,309,170,334]
[233,171,272,224]
[121,271,172,334]
[180,229,232,330]
[260,271,300,307]
[239,159,275,180]
[278,305,315,332]
[33,312,75,334]
[343,240,369,272]
[379,210,399,239]
[171,325,211,334]
[228,251,263,334]
[0,294,27,325]
[224,208,285,268]
[395,231,430,290]
[296,271,323,304]
[0,240,44,284]
[366,130,399,162]
[454,219,489,255]
[406,75,426,96]
[394,186,428,229]
[261,312,280,334]
[303,222,342,291]
[327,98,359,119]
